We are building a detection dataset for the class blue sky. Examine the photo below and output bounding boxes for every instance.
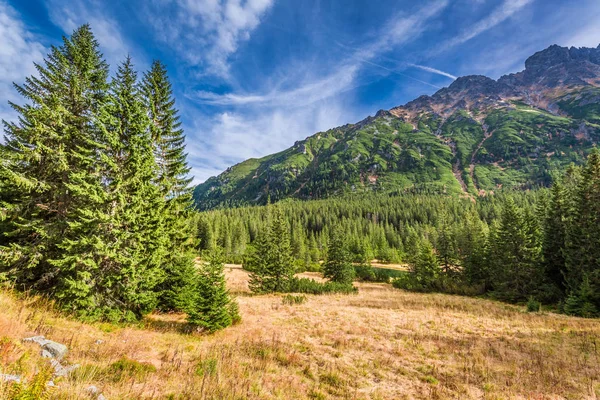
[1,0,600,183]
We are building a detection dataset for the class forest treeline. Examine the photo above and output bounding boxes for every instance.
[0,26,237,331]
[197,152,600,317]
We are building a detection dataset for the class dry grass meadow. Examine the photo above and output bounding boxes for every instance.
[1,268,599,399]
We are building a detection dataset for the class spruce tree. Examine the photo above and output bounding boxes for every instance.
[323,225,355,285]
[141,60,197,312]
[248,206,294,293]
[564,150,600,314]
[409,240,440,291]
[51,57,167,321]
[0,25,109,290]
[541,181,568,293]
[188,247,240,332]
[489,198,543,302]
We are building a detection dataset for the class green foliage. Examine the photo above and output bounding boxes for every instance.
[195,358,218,377]
[187,247,239,333]
[4,368,52,400]
[527,297,541,313]
[323,226,355,285]
[288,277,357,295]
[247,206,295,293]
[282,294,307,305]
[488,198,544,302]
[0,26,207,327]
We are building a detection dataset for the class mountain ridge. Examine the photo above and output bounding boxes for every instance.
[194,44,600,210]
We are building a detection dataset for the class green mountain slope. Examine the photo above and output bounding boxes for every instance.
[194,44,600,209]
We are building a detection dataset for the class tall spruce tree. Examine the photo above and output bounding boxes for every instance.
[187,247,240,332]
[141,60,197,312]
[323,225,355,285]
[50,57,167,321]
[564,150,600,315]
[0,25,109,290]
[489,198,543,302]
[248,206,294,293]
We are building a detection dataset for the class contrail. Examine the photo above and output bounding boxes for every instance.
[408,64,457,80]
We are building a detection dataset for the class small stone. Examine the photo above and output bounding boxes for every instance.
[0,374,21,383]
[23,336,49,346]
[87,385,107,399]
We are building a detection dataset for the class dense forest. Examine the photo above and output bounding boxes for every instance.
[197,152,600,316]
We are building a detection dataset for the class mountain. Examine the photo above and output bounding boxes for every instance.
[193,44,600,210]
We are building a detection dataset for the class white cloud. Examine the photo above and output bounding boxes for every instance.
[193,0,448,107]
[432,0,533,55]
[45,0,138,69]
[146,0,274,78]
[0,1,46,126]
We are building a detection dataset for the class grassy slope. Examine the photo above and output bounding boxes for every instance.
[1,270,599,399]
[194,96,600,209]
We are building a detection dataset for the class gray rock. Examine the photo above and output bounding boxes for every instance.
[42,341,68,360]
[0,374,21,383]
[23,335,68,360]
[50,359,79,377]
[87,385,107,399]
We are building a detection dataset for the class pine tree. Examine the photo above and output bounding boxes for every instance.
[141,60,197,312]
[457,210,490,291]
[50,56,168,321]
[248,206,294,293]
[188,247,240,332]
[0,25,109,291]
[436,209,458,277]
[141,60,191,196]
[564,150,600,314]
[323,225,355,285]
[489,198,543,302]
[541,181,568,293]
[410,240,440,291]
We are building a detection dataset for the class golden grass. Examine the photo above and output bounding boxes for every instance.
[1,270,599,399]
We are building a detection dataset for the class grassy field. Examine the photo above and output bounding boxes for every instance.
[1,269,599,399]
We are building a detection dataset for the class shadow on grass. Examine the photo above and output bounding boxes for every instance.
[139,314,196,334]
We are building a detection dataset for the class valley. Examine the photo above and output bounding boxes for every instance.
[1,269,599,399]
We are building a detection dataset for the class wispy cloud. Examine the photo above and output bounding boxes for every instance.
[193,0,448,107]
[0,1,46,127]
[431,0,533,55]
[44,0,140,69]
[408,64,457,80]
[145,0,274,78]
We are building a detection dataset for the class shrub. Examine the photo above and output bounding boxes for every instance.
[526,297,541,312]
[289,277,357,295]
[282,294,307,305]
[195,358,218,377]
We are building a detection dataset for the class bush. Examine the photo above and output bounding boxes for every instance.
[526,297,541,312]
[355,265,404,283]
[289,277,357,295]
[282,294,307,305]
